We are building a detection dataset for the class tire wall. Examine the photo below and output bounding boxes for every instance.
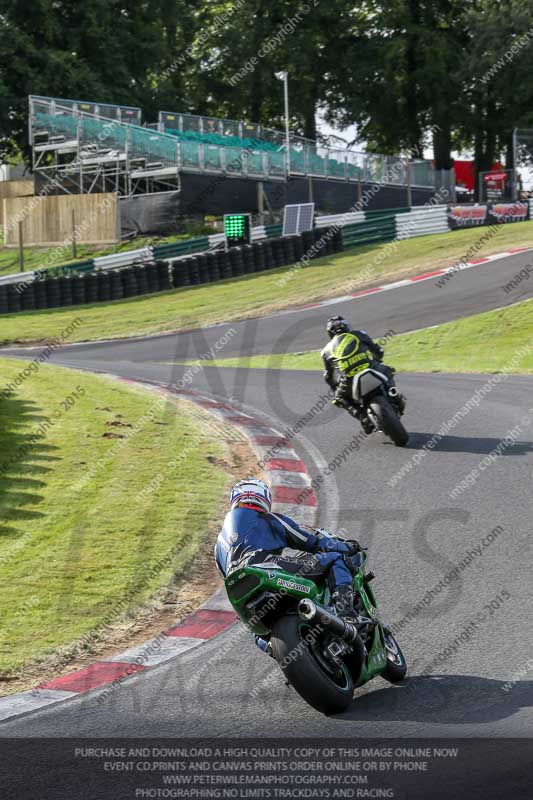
[0,229,342,315]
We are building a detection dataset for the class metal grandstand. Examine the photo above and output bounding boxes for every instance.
[29,95,438,196]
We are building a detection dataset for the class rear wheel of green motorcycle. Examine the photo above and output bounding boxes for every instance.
[271,615,354,715]
[381,628,407,683]
[369,396,409,447]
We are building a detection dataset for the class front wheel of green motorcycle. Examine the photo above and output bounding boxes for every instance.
[381,628,408,683]
[271,615,354,715]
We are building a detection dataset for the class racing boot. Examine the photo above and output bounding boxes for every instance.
[359,414,374,434]
[347,405,374,434]
[335,399,374,433]
[332,584,358,624]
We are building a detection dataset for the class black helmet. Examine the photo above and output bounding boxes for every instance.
[326,316,349,339]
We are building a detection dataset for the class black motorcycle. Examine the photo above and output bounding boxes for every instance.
[351,366,409,446]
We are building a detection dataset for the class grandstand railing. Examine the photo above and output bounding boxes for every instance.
[30,100,289,182]
[29,95,142,134]
[29,97,436,187]
[158,109,436,187]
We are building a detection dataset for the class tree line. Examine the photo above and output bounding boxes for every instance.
[1,0,532,174]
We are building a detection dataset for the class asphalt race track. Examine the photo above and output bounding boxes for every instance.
[2,249,533,741]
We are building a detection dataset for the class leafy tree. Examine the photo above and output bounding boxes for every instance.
[185,0,343,139]
[323,0,468,167]
[460,0,533,182]
[0,0,177,157]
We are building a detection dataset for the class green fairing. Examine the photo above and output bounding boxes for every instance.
[224,550,395,689]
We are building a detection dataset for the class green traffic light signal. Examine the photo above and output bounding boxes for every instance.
[224,214,251,247]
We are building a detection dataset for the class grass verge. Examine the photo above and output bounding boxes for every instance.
[1,222,533,345]
[182,299,533,375]
[0,358,230,677]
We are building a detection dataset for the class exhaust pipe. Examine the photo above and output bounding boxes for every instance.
[388,386,399,398]
[298,599,359,644]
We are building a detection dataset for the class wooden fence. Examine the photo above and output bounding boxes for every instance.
[3,192,119,246]
[0,179,35,226]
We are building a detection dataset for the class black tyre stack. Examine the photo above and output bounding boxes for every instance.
[215,250,229,280]
[240,244,253,274]
[71,276,86,306]
[145,263,160,294]
[206,252,221,283]
[0,285,10,314]
[188,256,201,285]
[84,273,99,304]
[59,277,73,307]
[319,226,334,257]
[34,280,48,310]
[251,242,265,273]
[121,267,138,298]
[156,261,170,291]
[20,283,36,312]
[228,247,244,277]
[291,235,304,263]
[7,285,21,314]
[134,265,149,296]
[172,258,190,288]
[109,271,124,301]
[262,239,274,270]
[97,271,111,302]
[44,278,61,308]
[217,250,232,280]
[314,227,329,256]
[301,230,315,257]
[271,238,285,268]
[281,236,296,266]
[197,253,210,284]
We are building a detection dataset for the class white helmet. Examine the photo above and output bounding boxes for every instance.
[230,478,272,513]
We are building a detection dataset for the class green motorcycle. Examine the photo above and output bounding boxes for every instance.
[225,549,407,715]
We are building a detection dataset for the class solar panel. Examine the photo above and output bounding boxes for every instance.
[283,203,315,235]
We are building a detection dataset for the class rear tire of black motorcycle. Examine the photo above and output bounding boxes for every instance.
[369,397,409,447]
[271,615,353,715]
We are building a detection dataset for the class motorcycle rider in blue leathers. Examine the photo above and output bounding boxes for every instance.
[215,479,361,634]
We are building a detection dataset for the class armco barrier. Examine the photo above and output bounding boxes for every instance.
[152,237,210,260]
[341,215,397,249]
[396,205,449,240]
[316,211,365,228]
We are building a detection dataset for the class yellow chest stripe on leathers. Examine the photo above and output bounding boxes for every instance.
[332,333,370,375]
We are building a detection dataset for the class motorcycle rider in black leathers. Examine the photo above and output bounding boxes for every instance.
[321,316,405,433]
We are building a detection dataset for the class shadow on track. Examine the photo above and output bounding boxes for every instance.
[405,432,533,456]
[337,673,533,725]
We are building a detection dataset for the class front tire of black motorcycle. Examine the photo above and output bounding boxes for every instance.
[381,628,408,683]
[271,615,354,715]
[369,396,409,447]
